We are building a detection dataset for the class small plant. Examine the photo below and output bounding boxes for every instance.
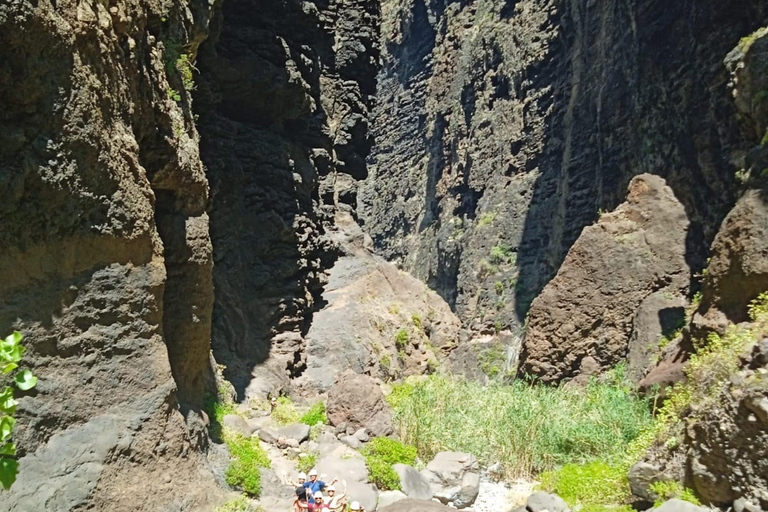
[300,402,327,427]
[362,437,417,491]
[478,212,495,227]
[411,313,422,329]
[297,452,318,473]
[225,434,271,496]
[649,481,701,507]
[214,494,253,512]
[0,331,37,490]
[272,396,301,426]
[495,281,504,294]
[489,243,515,265]
[691,291,702,307]
[478,258,499,277]
[478,343,507,378]
[748,291,768,320]
[395,328,409,349]
[167,88,182,102]
[388,303,400,315]
[739,27,768,52]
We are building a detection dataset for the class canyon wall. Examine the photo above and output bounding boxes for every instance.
[0,0,222,509]
[194,0,381,399]
[359,0,768,340]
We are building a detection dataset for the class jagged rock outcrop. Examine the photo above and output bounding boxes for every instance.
[693,29,768,336]
[194,0,381,398]
[359,0,767,338]
[0,0,221,509]
[521,174,690,383]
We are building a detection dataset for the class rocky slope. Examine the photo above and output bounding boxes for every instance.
[359,0,768,339]
[0,0,221,509]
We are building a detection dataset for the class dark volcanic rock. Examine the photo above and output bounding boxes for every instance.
[0,0,221,509]
[326,370,393,436]
[195,0,381,399]
[360,0,768,338]
[521,174,690,382]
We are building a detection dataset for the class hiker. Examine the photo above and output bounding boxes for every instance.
[287,471,307,487]
[350,500,365,512]
[326,481,348,511]
[303,469,336,506]
[312,491,330,512]
[294,486,309,512]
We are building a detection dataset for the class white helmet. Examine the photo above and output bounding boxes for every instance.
[350,501,361,510]
[326,485,336,491]
[298,472,307,480]
[308,468,318,476]
[313,491,324,499]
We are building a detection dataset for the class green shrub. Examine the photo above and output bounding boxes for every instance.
[272,396,301,426]
[411,314,422,329]
[539,461,628,507]
[214,495,253,512]
[225,434,271,496]
[301,401,327,426]
[395,328,409,349]
[388,370,652,478]
[362,437,418,490]
[649,481,701,507]
[297,452,318,473]
[489,243,515,265]
[0,331,37,490]
[478,343,507,379]
[478,212,495,227]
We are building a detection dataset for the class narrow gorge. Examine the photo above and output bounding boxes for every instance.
[0,0,767,510]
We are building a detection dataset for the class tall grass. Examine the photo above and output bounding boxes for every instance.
[388,367,653,478]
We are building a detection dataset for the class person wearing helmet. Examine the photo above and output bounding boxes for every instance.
[325,480,348,511]
[350,500,365,512]
[303,469,337,507]
[312,491,331,512]
[287,471,308,488]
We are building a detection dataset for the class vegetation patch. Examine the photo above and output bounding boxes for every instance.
[388,368,652,479]
[272,396,301,426]
[477,343,508,379]
[395,328,410,349]
[362,436,418,491]
[297,452,318,474]
[205,392,270,497]
[214,495,254,512]
[300,401,327,426]
[649,481,700,507]
[539,461,628,508]
[489,243,516,265]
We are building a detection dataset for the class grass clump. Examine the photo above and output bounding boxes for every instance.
[478,212,495,227]
[214,495,253,512]
[739,26,768,52]
[297,452,318,474]
[300,401,327,426]
[362,437,418,491]
[395,328,410,349]
[489,243,516,265]
[272,396,301,426]
[388,367,652,478]
[539,461,628,507]
[478,343,508,379]
[649,481,701,507]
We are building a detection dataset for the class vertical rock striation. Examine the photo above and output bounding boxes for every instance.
[359,0,768,337]
[0,0,220,509]
[194,0,380,398]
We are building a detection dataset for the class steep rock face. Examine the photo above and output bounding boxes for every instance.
[359,0,768,335]
[520,174,690,383]
[693,31,768,335]
[194,0,380,398]
[0,0,221,509]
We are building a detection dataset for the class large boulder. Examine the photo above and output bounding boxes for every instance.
[654,499,709,512]
[326,370,394,436]
[393,464,433,501]
[423,452,480,508]
[277,423,311,444]
[525,492,570,512]
[222,414,256,437]
[521,174,690,382]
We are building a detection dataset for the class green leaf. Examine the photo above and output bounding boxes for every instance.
[0,457,18,490]
[7,344,24,364]
[15,370,37,391]
[0,416,15,442]
[1,362,17,374]
[0,391,18,415]
[2,332,21,348]
[0,443,15,456]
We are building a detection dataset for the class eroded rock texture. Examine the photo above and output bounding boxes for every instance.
[0,0,221,509]
[359,0,768,337]
[521,174,690,382]
[194,0,381,398]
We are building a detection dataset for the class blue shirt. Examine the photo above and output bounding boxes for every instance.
[303,480,326,503]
